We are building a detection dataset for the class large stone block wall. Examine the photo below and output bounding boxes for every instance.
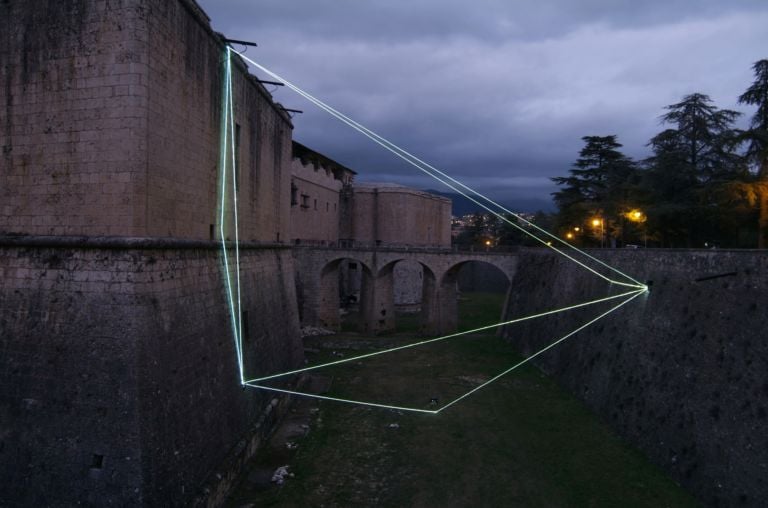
[0,242,303,506]
[349,185,451,247]
[502,249,768,507]
[0,0,293,241]
[0,0,150,236]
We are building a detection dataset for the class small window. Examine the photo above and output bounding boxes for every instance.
[326,202,329,212]
[301,194,309,208]
[349,262,358,269]
[314,199,317,210]
[291,183,298,206]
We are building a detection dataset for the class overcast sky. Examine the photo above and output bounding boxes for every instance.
[197,0,768,211]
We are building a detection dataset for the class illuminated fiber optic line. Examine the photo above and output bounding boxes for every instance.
[245,289,645,413]
[436,289,645,413]
[231,51,644,289]
[219,50,243,381]
[230,52,642,288]
[241,57,644,289]
[243,383,439,414]
[222,49,649,409]
[219,49,244,381]
[227,47,245,381]
[242,288,643,384]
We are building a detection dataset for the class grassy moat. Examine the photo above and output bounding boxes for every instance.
[227,293,698,507]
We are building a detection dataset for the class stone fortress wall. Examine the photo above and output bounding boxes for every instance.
[502,249,768,507]
[0,0,303,506]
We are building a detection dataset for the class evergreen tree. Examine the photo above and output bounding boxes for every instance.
[647,93,747,247]
[738,59,768,247]
[659,93,742,182]
[552,135,636,246]
[639,129,696,246]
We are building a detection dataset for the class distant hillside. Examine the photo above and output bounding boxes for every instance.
[423,189,554,216]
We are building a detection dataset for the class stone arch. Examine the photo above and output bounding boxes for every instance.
[317,256,373,331]
[374,258,439,335]
[436,259,513,334]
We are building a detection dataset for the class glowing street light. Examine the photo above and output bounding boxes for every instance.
[626,209,646,223]
[591,217,605,247]
[566,232,574,240]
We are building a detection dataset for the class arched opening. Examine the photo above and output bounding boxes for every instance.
[439,260,512,334]
[318,257,373,332]
[377,259,438,335]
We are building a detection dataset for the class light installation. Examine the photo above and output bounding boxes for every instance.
[217,46,648,414]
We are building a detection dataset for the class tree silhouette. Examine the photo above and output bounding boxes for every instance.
[552,135,636,246]
[738,59,768,247]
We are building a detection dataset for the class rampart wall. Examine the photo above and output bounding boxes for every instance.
[0,241,303,506]
[0,0,303,505]
[502,249,768,507]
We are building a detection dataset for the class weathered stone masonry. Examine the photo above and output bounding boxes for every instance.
[502,249,768,507]
[1,0,303,506]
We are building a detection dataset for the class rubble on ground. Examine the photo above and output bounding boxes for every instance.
[300,326,336,338]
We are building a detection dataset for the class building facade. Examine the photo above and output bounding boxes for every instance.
[289,141,355,245]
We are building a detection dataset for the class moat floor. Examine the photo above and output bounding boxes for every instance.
[226,293,699,508]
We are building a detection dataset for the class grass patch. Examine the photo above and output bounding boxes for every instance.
[229,292,697,507]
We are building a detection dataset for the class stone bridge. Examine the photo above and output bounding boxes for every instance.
[293,246,518,335]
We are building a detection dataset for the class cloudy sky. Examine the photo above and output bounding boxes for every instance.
[197,0,768,211]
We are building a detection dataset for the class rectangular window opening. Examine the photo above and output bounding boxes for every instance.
[91,454,104,469]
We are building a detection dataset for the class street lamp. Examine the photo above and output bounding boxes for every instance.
[625,208,647,247]
[591,218,604,247]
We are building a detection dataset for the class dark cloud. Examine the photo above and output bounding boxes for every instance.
[197,0,768,210]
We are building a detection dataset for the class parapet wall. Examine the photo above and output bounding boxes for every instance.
[0,241,303,506]
[502,248,768,507]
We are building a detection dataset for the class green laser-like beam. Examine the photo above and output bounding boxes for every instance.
[245,289,646,413]
[227,47,245,382]
[222,49,649,412]
[436,288,646,413]
[219,49,244,380]
[243,383,439,414]
[242,288,643,384]
[232,51,645,290]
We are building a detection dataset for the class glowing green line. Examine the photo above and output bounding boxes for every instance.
[227,47,245,381]
[219,50,243,379]
[243,288,642,383]
[232,51,645,290]
[245,289,645,413]
[243,382,438,414]
[436,289,646,413]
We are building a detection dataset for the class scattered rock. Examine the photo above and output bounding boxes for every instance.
[271,465,292,485]
[300,326,335,338]
[388,423,400,429]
